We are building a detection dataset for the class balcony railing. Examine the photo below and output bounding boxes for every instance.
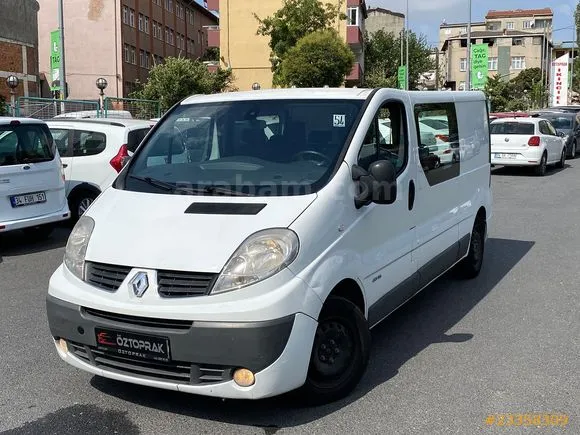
[206,0,219,11]
[347,0,361,6]
[347,25,363,46]
[206,26,220,48]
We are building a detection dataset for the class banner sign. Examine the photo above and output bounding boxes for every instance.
[50,30,60,91]
[550,54,569,107]
[398,66,407,90]
[470,44,489,90]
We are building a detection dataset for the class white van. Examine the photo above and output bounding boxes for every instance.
[0,118,70,237]
[46,89,492,404]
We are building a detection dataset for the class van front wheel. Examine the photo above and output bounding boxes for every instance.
[299,297,370,405]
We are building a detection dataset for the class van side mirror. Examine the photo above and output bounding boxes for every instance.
[352,160,397,209]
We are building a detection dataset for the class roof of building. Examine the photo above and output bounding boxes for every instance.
[184,0,218,23]
[485,8,553,19]
[366,7,405,19]
[441,30,550,51]
[440,21,485,29]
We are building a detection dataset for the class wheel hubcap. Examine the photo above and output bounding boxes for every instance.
[78,198,93,216]
[311,320,354,379]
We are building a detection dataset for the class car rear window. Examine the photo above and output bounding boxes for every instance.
[0,123,55,166]
[127,128,151,153]
[490,122,535,135]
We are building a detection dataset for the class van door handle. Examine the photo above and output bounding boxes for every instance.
[62,164,68,168]
[408,180,415,211]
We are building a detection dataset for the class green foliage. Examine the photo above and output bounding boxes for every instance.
[131,57,235,112]
[256,0,346,85]
[484,70,546,112]
[363,30,435,89]
[277,30,355,87]
[201,47,220,62]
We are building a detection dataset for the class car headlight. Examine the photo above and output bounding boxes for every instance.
[211,229,299,294]
[64,216,95,280]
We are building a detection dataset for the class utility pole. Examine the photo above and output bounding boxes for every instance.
[405,0,409,90]
[400,29,404,67]
[58,0,67,109]
[435,48,440,90]
[540,25,546,89]
[466,0,472,90]
[572,22,576,101]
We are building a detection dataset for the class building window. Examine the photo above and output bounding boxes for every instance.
[458,81,466,91]
[512,37,524,46]
[176,3,184,19]
[533,36,543,45]
[168,0,173,13]
[138,13,144,32]
[165,27,170,43]
[506,22,514,30]
[140,49,146,67]
[129,9,135,27]
[170,30,174,45]
[165,0,169,11]
[347,7,358,26]
[123,43,130,63]
[146,51,151,69]
[177,34,181,49]
[523,20,534,29]
[122,6,128,24]
[460,58,467,72]
[130,46,136,64]
[144,16,149,34]
[189,9,194,25]
[511,56,526,70]
[488,57,498,71]
[487,22,500,31]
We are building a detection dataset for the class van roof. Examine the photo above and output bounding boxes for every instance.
[0,117,47,125]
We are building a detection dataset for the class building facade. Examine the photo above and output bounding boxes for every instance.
[37,0,218,100]
[365,7,404,38]
[440,8,553,90]
[0,0,41,101]
[206,0,367,90]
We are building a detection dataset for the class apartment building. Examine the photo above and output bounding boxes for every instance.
[206,0,367,90]
[37,0,218,100]
[439,8,553,90]
[0,0,40,101]
[365,7,404,37]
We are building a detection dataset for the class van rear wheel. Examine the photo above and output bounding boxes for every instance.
[457,218,485,279]
[298,297,370,405]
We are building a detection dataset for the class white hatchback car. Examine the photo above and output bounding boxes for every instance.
[0,117,69,237]
[490,117,566,176]
[45,119,153,220]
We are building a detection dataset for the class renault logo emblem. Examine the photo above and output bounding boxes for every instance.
[130,272,149,297]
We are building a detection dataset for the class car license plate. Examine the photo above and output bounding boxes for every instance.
[95,328,170,362]
[10,191,47,208]
[495,153,516,159]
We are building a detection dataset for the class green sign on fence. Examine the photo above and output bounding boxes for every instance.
[50,30,60,91]
[398,66,407,90]
[470,43,489,90]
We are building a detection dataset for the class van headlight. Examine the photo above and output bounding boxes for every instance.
[64,216,95,280]
[211,229,299,294]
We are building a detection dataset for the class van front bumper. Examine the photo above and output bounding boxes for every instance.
[46,294,318,399]
[0,203,70,232]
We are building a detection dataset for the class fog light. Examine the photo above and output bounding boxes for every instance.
[57,338,68,353]
[233,368,255,387]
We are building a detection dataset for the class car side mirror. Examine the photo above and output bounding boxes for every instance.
[558,131,566,138]
[352,160,397,209]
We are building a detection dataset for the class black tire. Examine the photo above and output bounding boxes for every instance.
[22,224,54,240]
[69,190,98,222]
[457,217,486,279]
[569,141,576,159]
[535,153,547,176]
[298,297,370,405]
[556,147,566,169]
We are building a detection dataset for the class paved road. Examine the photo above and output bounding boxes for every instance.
[1,162,578,435]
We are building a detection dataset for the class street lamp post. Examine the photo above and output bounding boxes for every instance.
[96,77,108,117]
[252,82,261,91]
[405,0,409,90]
[6,75,19,116]
[466,0,472,91]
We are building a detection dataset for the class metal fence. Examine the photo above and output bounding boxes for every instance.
[103,97,161,120]
[15,97,100,120]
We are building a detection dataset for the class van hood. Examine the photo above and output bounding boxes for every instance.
[84,188,316,273]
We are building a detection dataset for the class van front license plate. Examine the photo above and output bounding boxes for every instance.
[10,191,46,208]
[495,153,516,159]
[95,328,170,362]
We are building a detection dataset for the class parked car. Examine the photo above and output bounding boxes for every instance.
[490,118,566,176]
[0,117,70,237]
[45,118,154,220]
[535,112,580,158]
[47,88,492,405]
[53,110,133,120]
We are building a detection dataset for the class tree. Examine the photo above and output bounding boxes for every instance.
[509,67,545,109]
[256,0,345,84]
[484,74,511,112]
[277,30,355,87]
[131,57,235,112]
[363,30,435,89]
[201,47,220,62]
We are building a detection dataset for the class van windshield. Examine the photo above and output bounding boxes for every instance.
[490,122,535,135]
[0,124,55,166]
[122,99,364,196]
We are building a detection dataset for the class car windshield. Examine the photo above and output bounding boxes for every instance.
[544,117,573,130]
[0,123,55,166]
[123,99,364,196]
[490,122,535,135]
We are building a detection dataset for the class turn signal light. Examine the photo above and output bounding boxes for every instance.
[233,368,255,387]
[528,136,541,146]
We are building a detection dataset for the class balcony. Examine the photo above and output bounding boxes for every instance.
[347,25,363,46]
[347,0,361,5]
[206,0,219,11]
[346,63,362,82]
[206,26,220,48]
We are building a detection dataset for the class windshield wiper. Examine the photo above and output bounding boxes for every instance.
[177,186,253,197]
[128,175,175,192]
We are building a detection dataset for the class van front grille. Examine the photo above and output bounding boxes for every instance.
[85,262,131,291]
[157,270,217,298]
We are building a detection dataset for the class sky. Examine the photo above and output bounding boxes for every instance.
[370,0,578,47]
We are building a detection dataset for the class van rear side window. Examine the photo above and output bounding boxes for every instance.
[490,122,535,135]
[0,124,55,166]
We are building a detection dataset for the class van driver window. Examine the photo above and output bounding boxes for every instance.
[357,102,407,173]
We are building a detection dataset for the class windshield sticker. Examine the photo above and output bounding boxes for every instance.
[333,114,346,127]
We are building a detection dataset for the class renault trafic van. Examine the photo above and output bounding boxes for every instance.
[47,88,492,404]
[1,118,69,237]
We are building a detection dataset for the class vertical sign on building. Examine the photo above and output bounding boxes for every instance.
[398,66,407,90]
[50,30,61,92]
[550,53,569,107]
[470,44,489,90]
